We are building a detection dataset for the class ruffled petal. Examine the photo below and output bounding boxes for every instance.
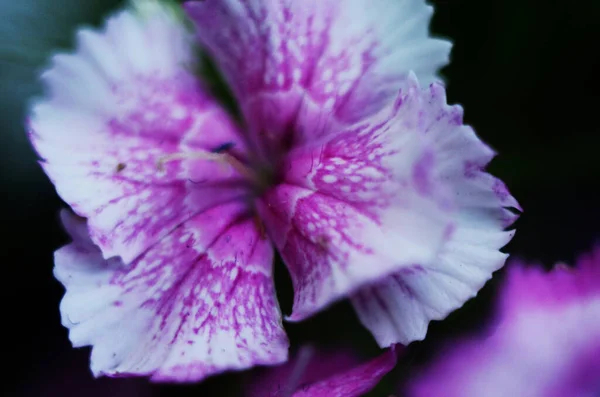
[406,247,600,397]
[246,345,398,397]
[267,73,518,337]
[55,208,288,383]
[28,5,248,263]
[349,76,519,345]
[259,75,460,321]
[185,0,451,152]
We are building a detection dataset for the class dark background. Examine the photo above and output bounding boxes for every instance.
[1,0,599,396]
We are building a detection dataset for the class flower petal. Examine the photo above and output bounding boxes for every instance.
[292,347,397,397]
[259,75,463,321]
[267,74,518,339]
[185,0,451,151]
[246,345,398,397]
[350,78,519,345]
[406,248,600,397]
[28,6,248,263]
[55,208,288,383]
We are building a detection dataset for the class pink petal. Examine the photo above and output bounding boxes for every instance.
[259,75,467,322]
[291,348,397,397]
[406,247,600,397]
[349,76,519,345]
[246,345,398,397]
[55,208,288,383]
[28,7,248,264]
[271,73,518,340]
[246,346,362,396]
[185,0,451,152]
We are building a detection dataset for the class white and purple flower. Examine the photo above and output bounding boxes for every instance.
[28,0,519,383]
[406,247,600,397]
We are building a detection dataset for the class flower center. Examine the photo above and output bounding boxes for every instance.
[155,145,279,240]
[155,144,278,197]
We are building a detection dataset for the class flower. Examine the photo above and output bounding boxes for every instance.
[406,247,600,397]
[28,0,519,383]
[244,345,398,397]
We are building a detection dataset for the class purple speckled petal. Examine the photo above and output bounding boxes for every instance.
[185,0,451,151]
[406,247,600,397]
[246,345,398,397]
[348,76,519,345]
[259,75,461,321]
[28,7,248,264]
[55,208,288,383]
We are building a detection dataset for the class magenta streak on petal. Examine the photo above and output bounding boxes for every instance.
[412,151,435,196]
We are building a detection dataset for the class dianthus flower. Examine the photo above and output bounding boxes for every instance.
[29,0,519,382]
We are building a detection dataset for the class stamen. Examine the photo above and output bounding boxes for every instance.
[156,150,256,181]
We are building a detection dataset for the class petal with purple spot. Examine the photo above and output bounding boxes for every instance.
[55,208,288,383]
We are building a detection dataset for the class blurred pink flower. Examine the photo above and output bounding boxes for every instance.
[407,246,600,397]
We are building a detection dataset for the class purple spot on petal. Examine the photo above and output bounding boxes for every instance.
[413,151,435,196]
[444,224,456,240]
[391,274,415,298]
[451,108,463,125]
[464,161,480,178]
[492,179,510,202]
[393,90,404,111]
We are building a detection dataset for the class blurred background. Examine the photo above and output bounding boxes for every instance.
[1,0,599,396]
